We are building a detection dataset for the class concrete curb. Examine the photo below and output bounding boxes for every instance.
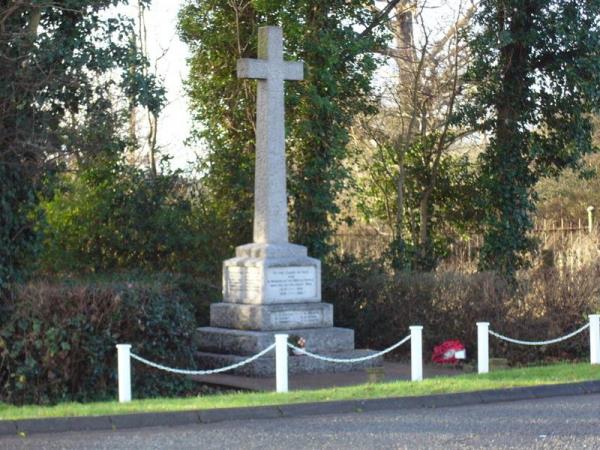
[1,381,599,437]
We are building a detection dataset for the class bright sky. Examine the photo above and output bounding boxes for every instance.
[145,0,194,169]
[121,0,195,170]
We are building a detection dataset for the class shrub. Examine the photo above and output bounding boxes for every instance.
[39,160,223,277]
[324,256,600,364]
[0,279,198,405]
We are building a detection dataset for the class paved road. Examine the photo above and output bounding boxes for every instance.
[2,394,600,449]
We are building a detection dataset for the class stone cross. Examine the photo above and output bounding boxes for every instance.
[237,26,303,245]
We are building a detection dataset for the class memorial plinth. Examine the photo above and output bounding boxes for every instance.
[222,243,320,304]
[194,26,381,376]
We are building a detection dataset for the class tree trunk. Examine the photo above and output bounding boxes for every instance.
[480,1,539,275]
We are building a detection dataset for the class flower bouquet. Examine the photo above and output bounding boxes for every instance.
[288,335,306,356]
[431,339,466,366]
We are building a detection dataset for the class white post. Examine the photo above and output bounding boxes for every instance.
[590,315,600,365]
[275,334,289,393]
[477,322,489,374]
[410,326,423,381]
[587,206,595,234]
[116,344,132,403]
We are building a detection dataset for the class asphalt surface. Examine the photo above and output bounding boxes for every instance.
[2,394,599,449]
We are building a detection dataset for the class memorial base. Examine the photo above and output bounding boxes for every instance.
[195,326,354,355]
[210,302,333,331]
[194,326,382,376]
[222,243,321,305]
[202,240,377,376]
[194,350,382,377]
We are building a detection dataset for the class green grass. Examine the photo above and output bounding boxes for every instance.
[1,362,598,421]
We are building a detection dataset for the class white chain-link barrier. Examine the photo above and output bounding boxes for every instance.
[130,343,276,376]
[489,323,590,346]
[287,334,411,363]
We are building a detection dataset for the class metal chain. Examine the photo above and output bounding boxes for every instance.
[130,343,276,376]
[287,334,411,363]
[489,323,590,346]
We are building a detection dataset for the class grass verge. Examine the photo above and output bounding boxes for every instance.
[1,362,598,421]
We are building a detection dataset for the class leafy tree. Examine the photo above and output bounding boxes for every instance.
[350,132,480,270]
[349,0,479,270]
[463,0,600,276]
[178,0,386,258]
[0,1,164,287]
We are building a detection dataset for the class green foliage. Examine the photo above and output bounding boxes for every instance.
[178,0,386,257]
[39,158,215,276]
[396,155,480,271]
[178,0,256,256]
[463,0,600,276]
[352,133,481,270]
[0,164,41,288]
[0,1,165,287]
[0,279,197,405]
[281,1,385,258]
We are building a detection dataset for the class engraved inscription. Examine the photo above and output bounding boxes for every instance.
[266,266,316,300]
[271,310,322,327]
[226,266,261,298]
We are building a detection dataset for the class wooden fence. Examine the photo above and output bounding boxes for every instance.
[331,208,598,271]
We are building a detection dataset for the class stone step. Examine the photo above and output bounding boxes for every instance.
[194,326,355,356]
[194,349,383,377]
[210,302,333,331]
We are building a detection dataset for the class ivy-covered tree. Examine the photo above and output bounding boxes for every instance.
[178,1,257,263]
[178,0,387,259]
[0,1,164,287]
[463,0,600,276]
